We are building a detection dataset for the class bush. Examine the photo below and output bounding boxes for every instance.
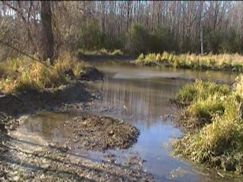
[126,24,150,55]
[79,20,104,50]
[149,26,174,53]
[127,24,174,56]
[78,20,125,51]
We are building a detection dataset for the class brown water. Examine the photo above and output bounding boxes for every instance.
[11,62,243,181]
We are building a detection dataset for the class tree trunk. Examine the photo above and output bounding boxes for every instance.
[41,1,54,64]
[200,1,204,55]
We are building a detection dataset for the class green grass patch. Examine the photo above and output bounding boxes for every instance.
[173,75,243,174]
[175,80,230,105]
[183,96,225,129]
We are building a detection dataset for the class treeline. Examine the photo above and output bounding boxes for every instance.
[0,1,243,61]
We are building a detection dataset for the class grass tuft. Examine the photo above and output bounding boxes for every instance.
[137,52,243,72]
[0,53,88,94]
[175,80,230,105]
[78,48,124,57]
[173,76,243,173]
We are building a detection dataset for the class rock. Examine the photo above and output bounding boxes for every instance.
[78,67,104,81]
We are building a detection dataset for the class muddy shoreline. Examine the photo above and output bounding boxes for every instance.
[0,76,153,181]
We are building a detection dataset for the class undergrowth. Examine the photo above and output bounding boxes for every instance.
[0,52,88,93]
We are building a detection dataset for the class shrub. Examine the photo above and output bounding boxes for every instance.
[79,20,104,50]
[127,24,150,55]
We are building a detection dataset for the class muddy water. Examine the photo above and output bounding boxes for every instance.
[11,62,242,181]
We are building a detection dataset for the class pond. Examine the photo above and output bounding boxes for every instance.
[11,61,242,181]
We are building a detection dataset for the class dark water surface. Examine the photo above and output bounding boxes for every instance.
[12,62,242,181]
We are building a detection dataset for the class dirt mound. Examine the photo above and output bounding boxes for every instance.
[0,81,92,117]
[62,114,139,151]
[79,67,104,81]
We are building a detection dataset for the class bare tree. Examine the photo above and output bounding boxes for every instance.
[40,1,54,63]
[199,1,204,54]
[1,1,243,57]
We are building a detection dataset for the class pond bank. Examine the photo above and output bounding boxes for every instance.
[173,78,243,175]
[0,66,152,181]
[0,130,152,182]
[136,52,243,72]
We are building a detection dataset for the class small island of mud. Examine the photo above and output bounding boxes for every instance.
[64,114,139,151]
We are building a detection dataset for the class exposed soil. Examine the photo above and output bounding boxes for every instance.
[60,114,139,151]
[0,71,153,181]
[0,81,92,117]
[0,132,153,182]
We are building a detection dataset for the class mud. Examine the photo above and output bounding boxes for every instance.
[62,114,139,151]
[0,76,153,181]
[0,132,153,182]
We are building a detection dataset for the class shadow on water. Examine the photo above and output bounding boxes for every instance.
[8,62,242,182]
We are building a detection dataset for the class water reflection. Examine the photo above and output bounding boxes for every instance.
[97,63,238,83]
[11,112,73,145]
[92,77,182,128]
[10,63,241,182]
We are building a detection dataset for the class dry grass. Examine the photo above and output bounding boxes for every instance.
[175,80,230,105]
[78,48,124,57]
[54,52,87,77]
[234,75,243,99]
[173,75,243,173]
[136,52,243,71]
[0,53,87,94]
